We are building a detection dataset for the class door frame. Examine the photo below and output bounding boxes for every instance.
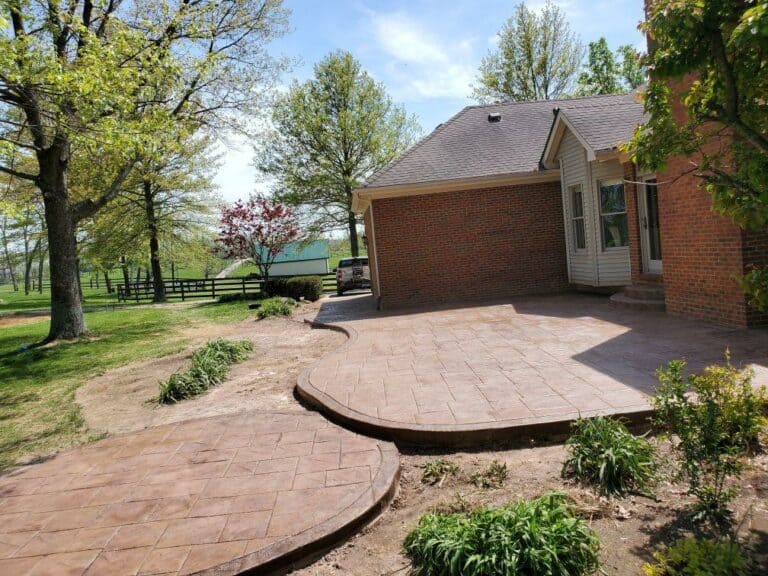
[637,174,662,275]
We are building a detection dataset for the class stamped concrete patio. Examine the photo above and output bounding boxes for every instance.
[0,411,398,576]
[298,293,768,444]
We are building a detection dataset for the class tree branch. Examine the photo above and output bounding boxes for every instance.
[72,160,136,221]
[0,163,38,182]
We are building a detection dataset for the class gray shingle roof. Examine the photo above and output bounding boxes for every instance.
[363,91,645,189]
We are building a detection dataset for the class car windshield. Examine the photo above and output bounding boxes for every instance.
[339,258,368,268]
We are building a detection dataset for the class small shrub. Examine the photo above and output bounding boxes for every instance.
[469,460,507,489]
[643,537,746,576]
[256,296,296,319]
[420,459,460,485]
[654,357,767,526]
[562,416,657,496]
[158,339,253,403]
[285,276,323,301]
[404,491,600,576]
[217,292,260,303]
[263,277,289,297]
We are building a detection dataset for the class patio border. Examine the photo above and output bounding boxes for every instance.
[297,318,655,447]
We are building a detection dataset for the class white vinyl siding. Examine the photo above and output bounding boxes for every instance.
[558,131,596,285]
[557,130,630,288]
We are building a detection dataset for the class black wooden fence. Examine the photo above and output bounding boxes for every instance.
[116,274,338,303]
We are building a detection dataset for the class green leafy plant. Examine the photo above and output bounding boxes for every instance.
[654,358,767,526]
[469,460,508,489]
[562,416,657,496]
[643,537,746,576]
[217,292,259,303]
[285,276,324,301]
[158,339,253,403]
[420,459,460,486]
[256,297,296,319]
[404,491,600,576]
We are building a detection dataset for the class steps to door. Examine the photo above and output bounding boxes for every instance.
[609,281,666,311]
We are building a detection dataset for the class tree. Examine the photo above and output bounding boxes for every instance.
[473,1,584,103]
[628,0,768,310]
[576,39,646,96]
[258,51,420,257]
[218,195,299,286]
[0,1,289,341]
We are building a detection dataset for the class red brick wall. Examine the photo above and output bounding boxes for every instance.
[742,229,768,326]
[624,162,644,282]
[370,182,568,308]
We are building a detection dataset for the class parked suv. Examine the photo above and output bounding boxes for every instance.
[335,257,370,295]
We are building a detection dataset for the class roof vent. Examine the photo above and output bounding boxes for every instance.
[487,112,502,123]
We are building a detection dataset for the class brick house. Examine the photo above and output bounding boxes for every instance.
[353,91,768,327]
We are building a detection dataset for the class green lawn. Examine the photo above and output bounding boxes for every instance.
[0,283,125,314]
[0,300,257,469]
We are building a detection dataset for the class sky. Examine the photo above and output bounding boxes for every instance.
[213,0,647,201]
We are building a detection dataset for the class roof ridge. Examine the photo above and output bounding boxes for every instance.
[464,89,638,110]
[362,105,472,188]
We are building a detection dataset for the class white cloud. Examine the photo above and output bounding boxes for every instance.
[369,11,475,101]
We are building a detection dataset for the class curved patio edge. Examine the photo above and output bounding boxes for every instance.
[195,442,400,576]
[298,319,654,447]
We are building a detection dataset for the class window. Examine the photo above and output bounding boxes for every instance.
[599,180,629,249]
[569,184,586,250]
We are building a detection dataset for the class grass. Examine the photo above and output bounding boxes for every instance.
[0,299,257,468]
[0,283,125,313]
[404,491,601,576]
[256,296,296,319]
[158,338,253,403]
[562,416,657,496]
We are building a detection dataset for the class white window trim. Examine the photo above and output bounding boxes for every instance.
[598,178,629,252]
[569,183,587,253]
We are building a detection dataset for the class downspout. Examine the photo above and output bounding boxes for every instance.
[368,202,382,310]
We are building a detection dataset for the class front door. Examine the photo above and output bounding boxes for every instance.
[638,176,662,274]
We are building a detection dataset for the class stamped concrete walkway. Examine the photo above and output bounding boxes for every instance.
[0,411,398,576]
[298,294,768,444]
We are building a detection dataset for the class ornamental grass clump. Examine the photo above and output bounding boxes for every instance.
[562,416,657,496]
[158,338,253,403]
[654,357,767,527]
[256,296,296,319]
[404,491,600,576]
[643,537,746,576]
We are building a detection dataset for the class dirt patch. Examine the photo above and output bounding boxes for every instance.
[0,315,49,328]
[293,444,768,576]
[76,313,345,435]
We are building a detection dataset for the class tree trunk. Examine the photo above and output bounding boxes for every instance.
[104,271,113,294]
[39,143,86,340]
[37,242,45,294]
[1,215,19,291]
[23,239,39,296]
[348,211,359,257]
[121,259,131,296]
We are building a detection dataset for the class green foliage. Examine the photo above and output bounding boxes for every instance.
[403,492,600,576]
[158,339,252,404]
[258,50,420,252]
[654,358,767,526]
[217,292,260,304]
[576,38,646,96]
[643,537,746,576]
[469,460,508,489]
[255,297,296,320]
[473,1,583,102]
[562,416,657,496]
[628,0,768,309]
[420,459,461,485]
[285,276,324,301]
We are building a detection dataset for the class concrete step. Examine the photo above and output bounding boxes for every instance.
[623,283,665,301]
[609,292,666,311]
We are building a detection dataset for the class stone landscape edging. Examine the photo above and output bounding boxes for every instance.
[298,318,654,447]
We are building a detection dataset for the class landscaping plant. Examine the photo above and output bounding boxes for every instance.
[420,459,460,486]
[256,297,296,319]
[643,537,746,576]
[158,339,253,403]
[404,491,600,576]
[469,459,508,489]
[562,416,657,496]
[654,358,767,526]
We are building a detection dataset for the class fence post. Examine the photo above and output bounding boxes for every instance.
[181,281,185,302]
[242,277,246,294]
[211,279,216,300]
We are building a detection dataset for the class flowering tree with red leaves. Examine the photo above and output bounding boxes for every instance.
[218,195,300,285]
